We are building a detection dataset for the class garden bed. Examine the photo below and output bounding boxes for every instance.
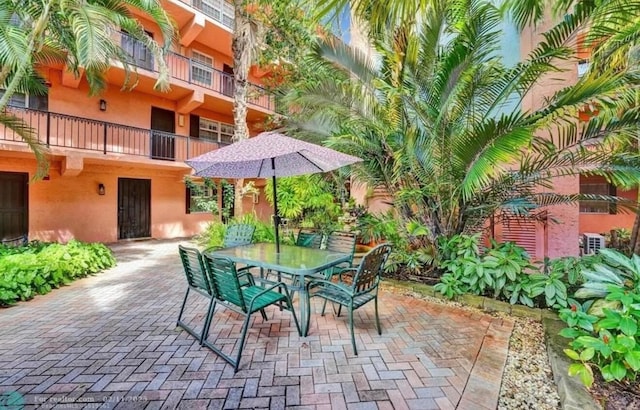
[0,240,116,306]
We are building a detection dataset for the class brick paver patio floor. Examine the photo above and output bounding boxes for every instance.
[0,240,513,409]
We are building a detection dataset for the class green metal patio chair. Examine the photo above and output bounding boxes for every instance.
[296,228,323,249]
[176,245,216,345]
[306,243,392,355]
[202,255,302,372]
[221,223,256,248]
[324,231,357,276]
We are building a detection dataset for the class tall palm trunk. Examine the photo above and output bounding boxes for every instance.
[231,0,254,217]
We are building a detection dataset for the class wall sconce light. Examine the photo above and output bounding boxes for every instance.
[98,183,105,196]
[178,114,185,127]
[252,193,259,204]
[99,99,107,111]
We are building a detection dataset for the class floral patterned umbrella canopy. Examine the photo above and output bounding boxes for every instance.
[186,131,362,251]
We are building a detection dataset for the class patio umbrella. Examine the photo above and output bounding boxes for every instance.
[186,131,362,252]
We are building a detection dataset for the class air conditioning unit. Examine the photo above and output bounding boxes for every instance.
[583,233,606,254]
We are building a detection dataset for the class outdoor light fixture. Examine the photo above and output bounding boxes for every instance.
[99,99,107,111]
[98,183,105,196]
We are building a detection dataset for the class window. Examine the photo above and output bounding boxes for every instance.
[121,31,154,71]
[191,51,213,86]
[186,181,218,214]
[197,117,234,145]
[580,180,616,214]
[0,90,48,111]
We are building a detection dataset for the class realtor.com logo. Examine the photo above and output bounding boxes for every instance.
[0,391,24,410]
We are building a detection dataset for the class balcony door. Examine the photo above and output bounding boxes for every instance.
[150,107,175,160]
[222,64,234,97]
[0,172,28,242]
[118,178,151,240]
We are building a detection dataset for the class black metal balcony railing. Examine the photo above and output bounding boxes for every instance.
[1,106,221,162]
[118,32,275,111]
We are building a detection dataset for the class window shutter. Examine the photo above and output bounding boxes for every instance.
[502,218,538,258]
[189,114,200,138]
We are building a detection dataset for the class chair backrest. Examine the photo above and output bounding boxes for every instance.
[178,245,212,296]
[203,255,247,312]
[352,244,392,295]
[296,229,322,249]
[224,224,255,248]
[325,231,357,264]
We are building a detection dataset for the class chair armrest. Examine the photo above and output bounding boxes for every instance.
[305,279,352,296]
[247,282,291,311]
[237,270,255,286]
[335,267,358,282]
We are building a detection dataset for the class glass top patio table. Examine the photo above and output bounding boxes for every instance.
[206,243,351,336]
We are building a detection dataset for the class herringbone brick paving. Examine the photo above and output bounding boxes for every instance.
[0,239,513,409]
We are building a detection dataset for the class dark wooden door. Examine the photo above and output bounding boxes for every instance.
[222,64,234,97]
[150,107,175,160]
[0,172,28,242]
[118,178,151,239]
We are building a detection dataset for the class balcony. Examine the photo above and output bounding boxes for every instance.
[1,106,221,163]
[118,32,274,112]
[180,0,235,30]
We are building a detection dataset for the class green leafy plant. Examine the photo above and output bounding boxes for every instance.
[434,235,568,309]
[559,250,640,386]
[560,294,640,387]
[0,240,116,306]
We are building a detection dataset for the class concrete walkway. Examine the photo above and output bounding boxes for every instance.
[0,239,513,409]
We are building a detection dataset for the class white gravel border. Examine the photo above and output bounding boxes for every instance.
[382,284,561,409]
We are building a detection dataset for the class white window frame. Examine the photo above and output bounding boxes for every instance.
[199,117,234,144]
[191,50,214,87]
[188,183,218,214]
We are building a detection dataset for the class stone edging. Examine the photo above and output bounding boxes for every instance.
[382,279,601,410]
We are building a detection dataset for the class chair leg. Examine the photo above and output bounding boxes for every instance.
[337,304,343,317]
[349,304,357,355]
[320,298,328,316]
[260,309,268,322]
[201,299,217,345]
[234,313,253,373]
[176,288,190,326]
[374,296,382,335]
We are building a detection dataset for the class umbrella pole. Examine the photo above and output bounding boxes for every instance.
[271,158,280,253]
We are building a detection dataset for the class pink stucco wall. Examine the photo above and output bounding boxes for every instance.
[520,21,582,258]
[0,156,212,243]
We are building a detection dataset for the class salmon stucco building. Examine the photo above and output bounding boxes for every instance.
[0,0,274,244]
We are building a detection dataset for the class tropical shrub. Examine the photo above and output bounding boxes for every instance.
[559,249,640,386]
[607,228,633,256]
[560,297,640,387]
[434,234,570,308]
[265,174,343,233]
[0,240,116,306]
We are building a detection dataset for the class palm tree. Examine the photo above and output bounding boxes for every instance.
[230,0,261,216]
[289,0,640,243]
[0,0,176,177]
